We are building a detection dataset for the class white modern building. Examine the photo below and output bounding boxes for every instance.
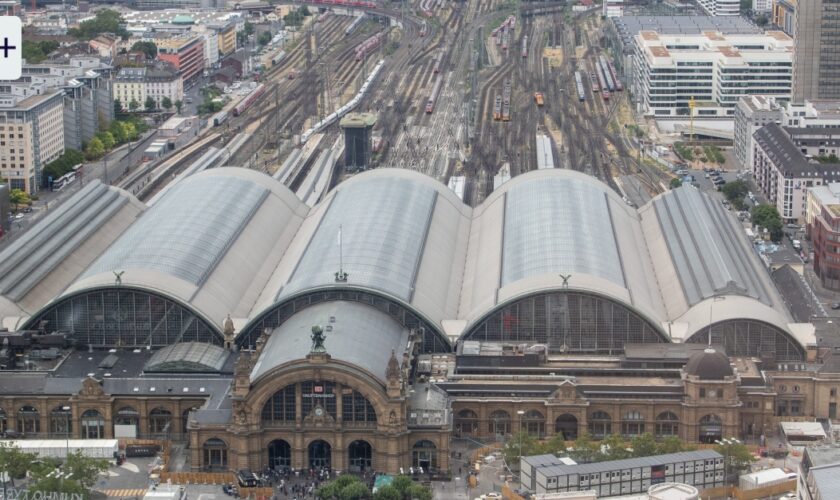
[696,0,741,15]
[753,0,773,12]
[633,31,793,119]
[734,97,840,170]
[603,0,623,18]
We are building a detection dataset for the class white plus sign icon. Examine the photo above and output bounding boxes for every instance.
[0,16,21,80]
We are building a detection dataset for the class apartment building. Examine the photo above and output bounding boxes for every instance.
[793,0,840,102]
[633,31,793,118]
[806,183,840,291]
[752,123,840,222]
[696,0,740,15]
[772,0,796,36]
[0,89,65,194]
[114,64,183,111]
[734,97,840,170]
[156,35,204,87]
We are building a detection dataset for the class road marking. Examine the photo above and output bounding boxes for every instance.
[97,488,148,498]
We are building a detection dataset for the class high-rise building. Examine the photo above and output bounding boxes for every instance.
[792,0,840,102]
[340,113,376,171]
[156,35,205,87]
[0,90,65,194]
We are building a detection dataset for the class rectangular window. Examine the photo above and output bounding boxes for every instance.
[700,388,706,398]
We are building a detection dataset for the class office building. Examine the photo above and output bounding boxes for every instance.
[696,0,740,15]
[752,123,840,222]
[633,31,793,118]
[772,0,796,36]
[792,0,840,102]
[754,0,773,11]
[156,35,205,87]
[0,90,64,194]
[524,450,724,495]
[340,112,376,171]
[17,56,114,152]
[734,97,840,171]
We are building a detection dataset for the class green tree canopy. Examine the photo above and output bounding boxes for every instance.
[130,40,157,59]
[144,96,156,111]
[69,9,128,40]
[258,31,272,45]
[405,484,432,500]
[0,442,38,484]
[721,179,749,209]
[372,485,401,500]
[129,99,140,111]
[751,203,784,241]
[22,40,59,63]
[174,100,183,113]
[85,137,105,160]
[161,96,173,110]
[670,177,682,189]
[113,98,122,115]
[44,149,84,180]
[96,131,115,150]
[9,188,31,211]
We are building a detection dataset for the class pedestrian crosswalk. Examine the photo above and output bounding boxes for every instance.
[97,488,147,498]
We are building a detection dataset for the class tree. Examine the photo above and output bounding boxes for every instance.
[175,100,183,114]
[670,177,682,189]
[657,435,692,454]
[600,434,632,461]
[0,442,37,484]
[338,482,369,500]
[751,203,784,241]
[372,485,401,500]
[161,96,173,110]
[130,40,157,59]
[567,433,599,463]
[258,31,272,46]
[44,149,85,180]
[22,40,59,64]
[721,180,749,210]
[715,440,756,482]
[629,433,658,458]
[85,137,105,160]
[390,475,414,497]
[109,120,127,143]
[405,484,432,500]
[144,96,156,112]
[244,21,255,36]
[113,98,122,115]
[300,5,311,15]
[129,99,140,112]
[68,9,128,40]
[502,431,539,466]
[756,14,769,26]
[122,121,138,141]
[97,131,115,150]
[9,189,31,212]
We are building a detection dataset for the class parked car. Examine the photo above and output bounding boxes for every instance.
[831,303,840,310]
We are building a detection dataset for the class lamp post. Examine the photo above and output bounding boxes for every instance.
[516,409,526,472]
[62,405,71,462]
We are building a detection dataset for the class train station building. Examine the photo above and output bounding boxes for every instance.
[0,167,833,475]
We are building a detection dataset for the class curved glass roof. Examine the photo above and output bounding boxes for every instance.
[144,342,229,372]
[502,177,625,288]
[84,175,268,286]
[278,176,437,302]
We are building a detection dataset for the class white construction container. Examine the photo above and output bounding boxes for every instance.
[0,439,119,459]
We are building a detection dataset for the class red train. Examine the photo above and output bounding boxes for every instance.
[432,51,443,74]
[425,77,442,114]
[233,84,266,116]
[355,33,384,61]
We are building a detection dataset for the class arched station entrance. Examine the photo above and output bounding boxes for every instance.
[555,414,578,440]
[268,440,291,470]
[308,440,331,469]
[348,440,372,472]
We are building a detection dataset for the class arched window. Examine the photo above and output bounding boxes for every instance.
[81,410,104,439]
[455,409,479,436]
[348,440,373,472]
[489,410,511,436]
[412,440,437,472]
[49,406,72,437]
[17,406,40,435]
[115,407,139,437]
[655,411,679,438]
[588,410,611,439]
[342,390,376,425]
[262,385,296,424]
[0,408,6,434]
[203,438,228,471]
[522,410,545,438]
[621,410,645,437]
[699,414,723,443]
[149,407,172,437]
